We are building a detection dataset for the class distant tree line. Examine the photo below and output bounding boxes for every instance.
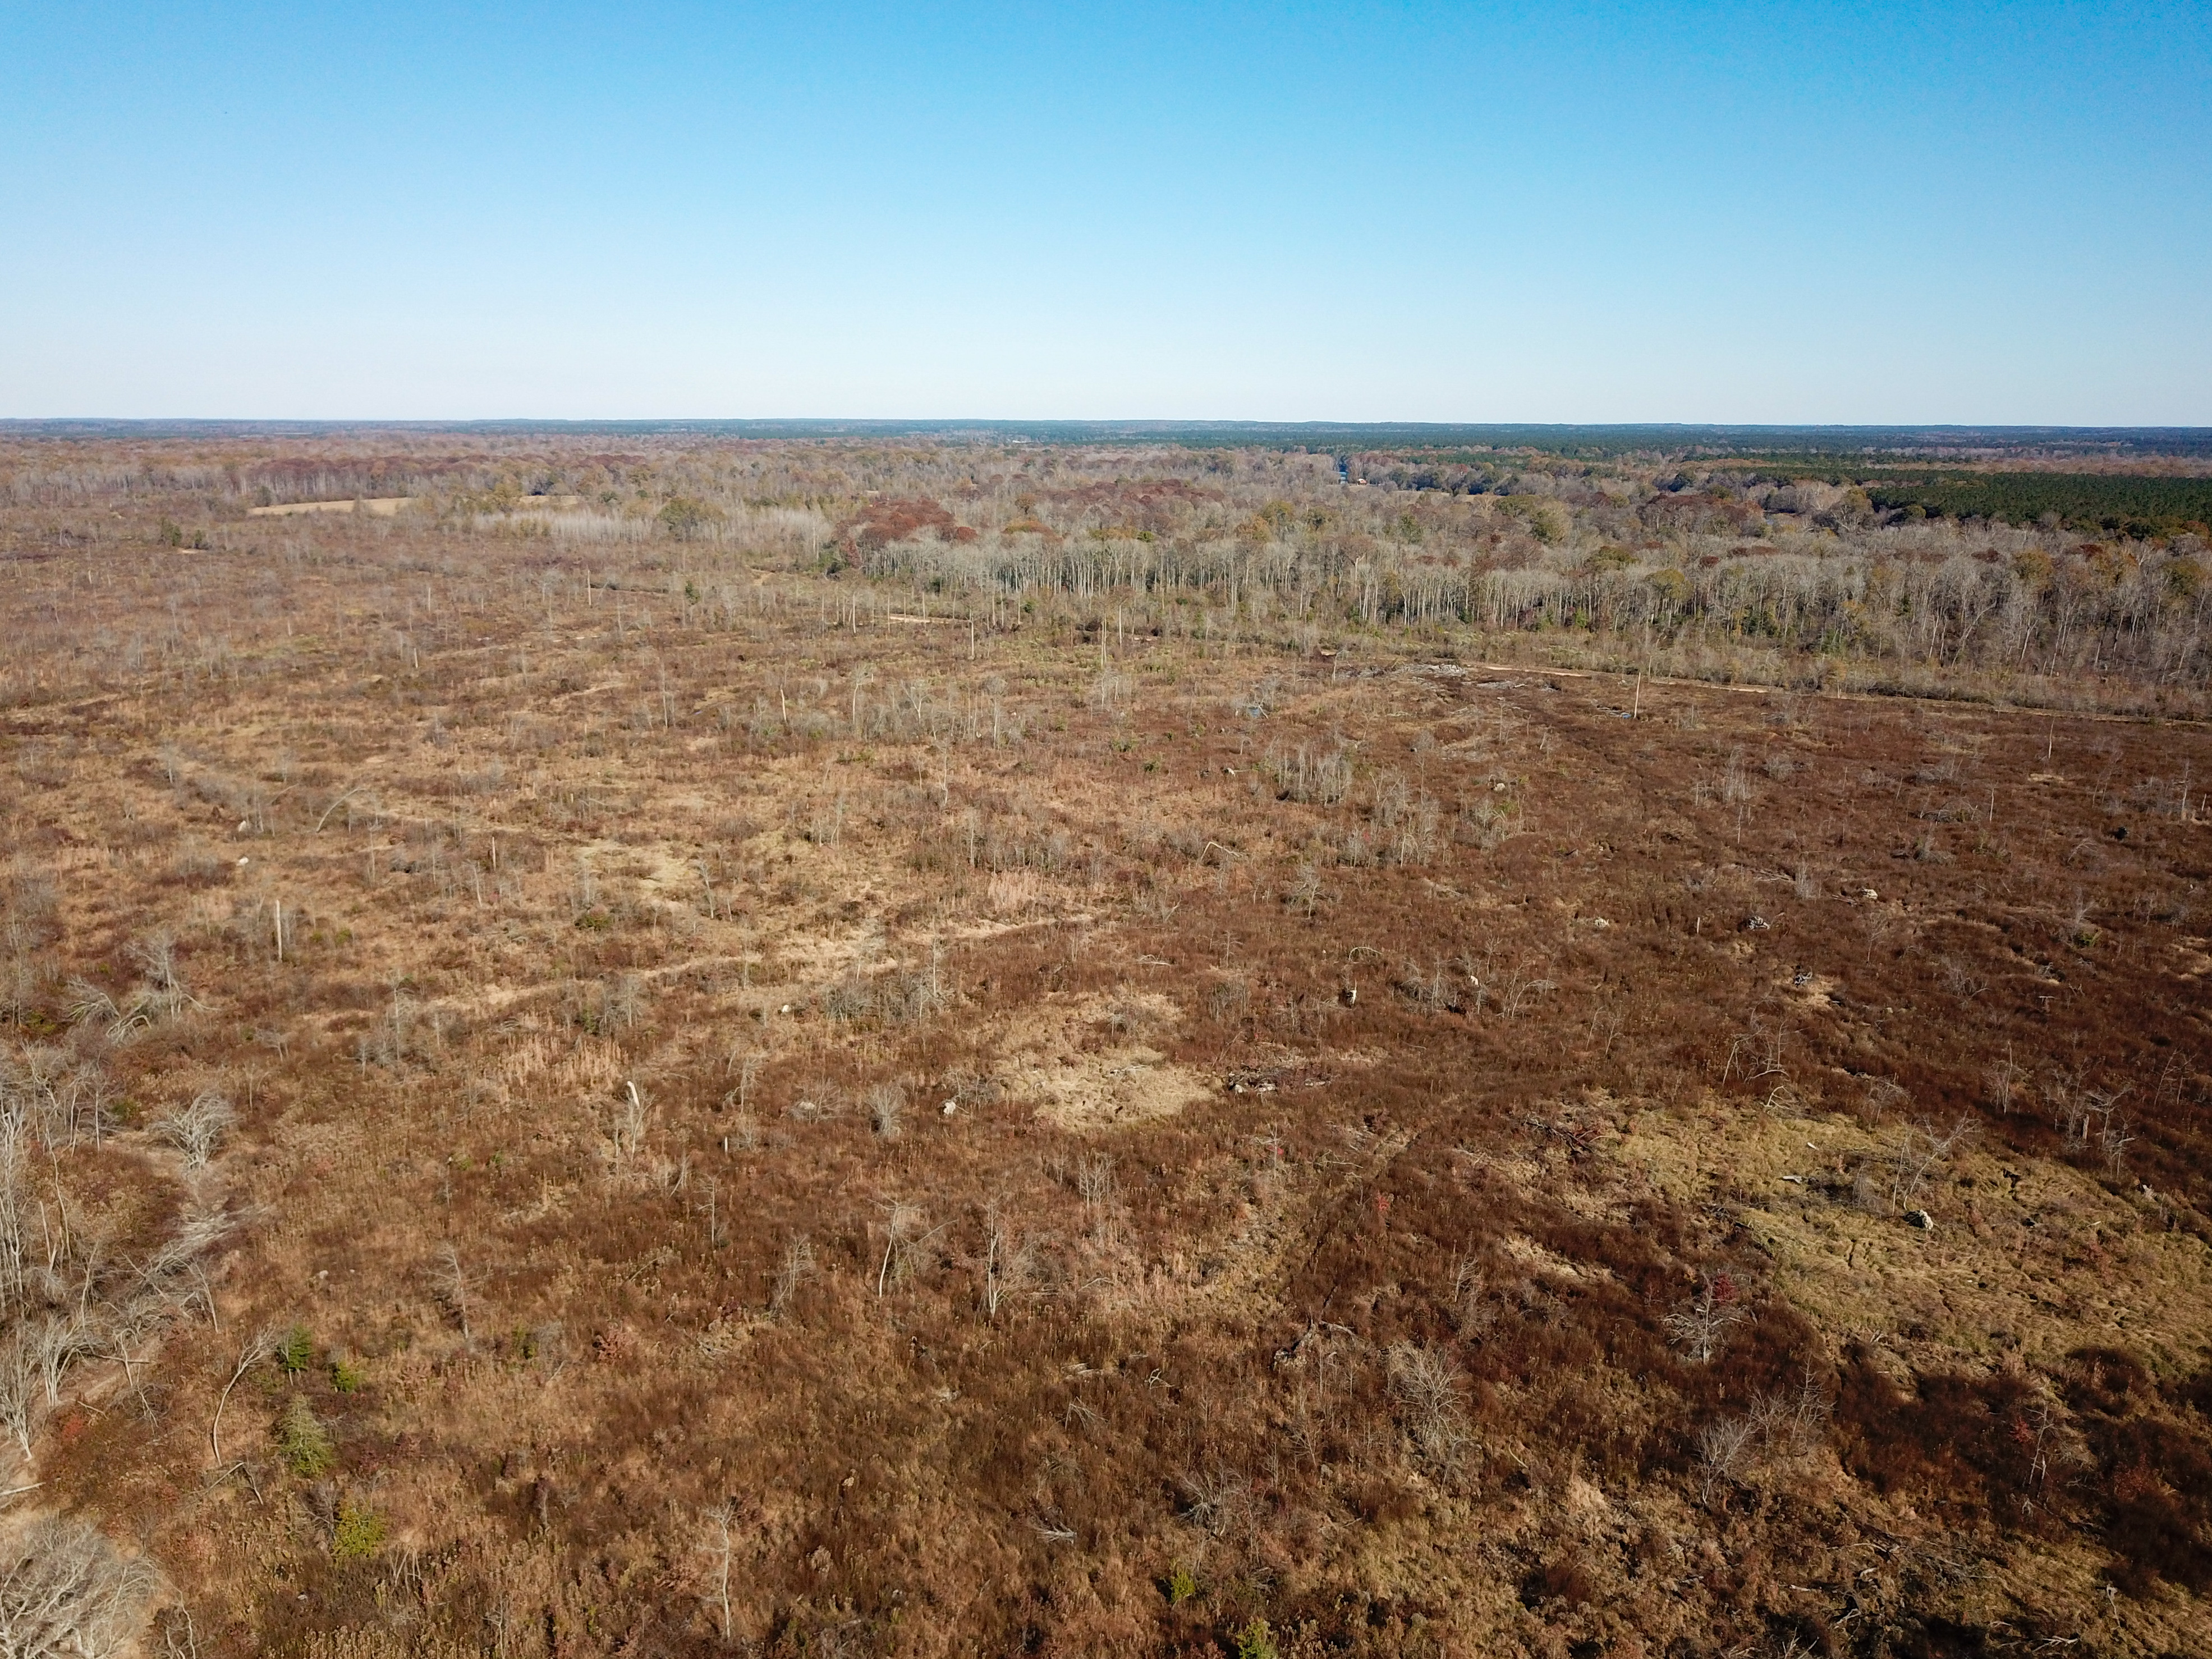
[4,433,2206,711]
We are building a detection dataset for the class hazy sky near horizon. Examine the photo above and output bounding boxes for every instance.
[3,1,2207,423]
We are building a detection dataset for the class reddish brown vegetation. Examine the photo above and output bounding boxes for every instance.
[844,497,972,552]
[0,433,2208,1656]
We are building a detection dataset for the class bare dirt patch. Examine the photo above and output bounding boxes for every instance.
[246,496,414,516]
[994,990,1211,1130]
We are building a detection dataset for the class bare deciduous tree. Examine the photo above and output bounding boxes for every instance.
[1074,1154,1116,1248]
[0,1515,159,1659]
[1177,1465,1253,1541]
[1696,1414,1757,1507]
[0,1333,40,1461]
[1888,1115,1978,1212]
[1386,1341,1470,1469]
[768,1236,814,1317]
[1986,1048,2025,1116]
[700,1501,741,1643]
[153,1092,233,1171]
[209,1326,281,1465]
[611,1081,648,1164]
[1746,1371,1833,1460]
[875,1204,939,1298]
[979,1203,1033,1322]
[1664,1273,1747,1364]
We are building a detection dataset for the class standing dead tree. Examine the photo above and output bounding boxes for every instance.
[209,1327,280,1465]
[0,1515,159,1659]
[1664,1273,1747,1364]
[978,1203,1034,1322]
[1386,1342,1471,1470]
[1696,1414,1759,1508]
[1888,1115,1978,1213]
[699,1501,742,1643]
[768,1236,814,1317]
[875,1204,941,1298]
[153,1093,233,1172]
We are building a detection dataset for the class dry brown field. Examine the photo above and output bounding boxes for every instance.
[1,434,2209,1658]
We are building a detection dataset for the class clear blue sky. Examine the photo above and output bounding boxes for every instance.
[3,1,2207,421]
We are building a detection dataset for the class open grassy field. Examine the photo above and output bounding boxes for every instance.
[2,432,2209,1657]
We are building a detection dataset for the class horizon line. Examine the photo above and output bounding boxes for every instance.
[6,418,2211,440]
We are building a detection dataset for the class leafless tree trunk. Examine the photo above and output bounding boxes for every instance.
[705,1503,738,1642]
[1696,1415,1757,1506]
[768,1236,814,1317]
[1665,1275,1747,1363]
[0,1515,159,1658]
[209,1327,279,1466]
[154,1092,233,1171]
